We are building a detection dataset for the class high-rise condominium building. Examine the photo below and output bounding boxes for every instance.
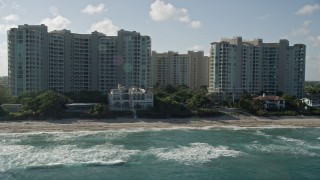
[209,37,305,98]
[8,24,151,96]
[47,29,104,93]
[116,30,152,89]
[152,51,208,89]
[98,30,151,91]
[8,24,48,95]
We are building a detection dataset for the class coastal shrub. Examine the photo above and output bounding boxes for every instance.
[298,107,320,116]
[109,110,133,118]
[170,111,193,118]
[191,108,221,117]
[239,99,251,110]
[137,109,168,118]
[0,106,9,117]
[0,86,11,104]
[186,93,211,110]
[251,100,264,111]
[89,104,107,117]
[268,110,297,116]
[256,109,269,116]
[308,108,320,116]
[23,91,70,117]
[64,91,107,103]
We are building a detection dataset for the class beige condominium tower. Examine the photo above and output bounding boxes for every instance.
[8,24,48,96]
[8,24,151,96]
[152,51,209,89]
[208,37,305,99]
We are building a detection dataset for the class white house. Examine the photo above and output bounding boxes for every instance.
[108,85,153,111]
[301,95,320,109]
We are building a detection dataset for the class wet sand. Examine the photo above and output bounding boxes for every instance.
[0,113,319,133]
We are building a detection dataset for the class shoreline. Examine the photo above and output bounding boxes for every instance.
[0,114,320,133]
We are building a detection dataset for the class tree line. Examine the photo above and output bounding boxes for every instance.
[1,84,320,119]
[0,85,220,119]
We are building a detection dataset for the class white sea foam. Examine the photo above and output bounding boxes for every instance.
[50,131,129,142]
[247,133,319,156]
[0,130,133,144]
[246,143,317,156]
[0,138,21,145]
[277,136,306,146]
[147,143,243,165]
[26,160,126,170]
[84,160,126,166]
[254,130,271,138]
[0,143,139,171]
[278,136,320,150]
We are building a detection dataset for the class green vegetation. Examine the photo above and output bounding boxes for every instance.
[137,85,220,118]
[64,91,108,103]
[0,106,9,117]
[1,82,320,120]
[0,76,8,87]
[0,86,11,105]
[0,89,135,120]
[236,92,320,116]
[305,81,320,95]
[23,91,70,117]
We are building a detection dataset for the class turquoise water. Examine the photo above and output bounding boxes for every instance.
[1,127,320,179]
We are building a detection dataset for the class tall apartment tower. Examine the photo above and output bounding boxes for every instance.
[8,24,48,96]
[116,30,152,89]
[98,36,118,92]
[8,24,152,96]
[152,51,209,89]
[209,37,305,98]
[151,51,170,86]
[98,30,152,91]
[189,51,209,89]
[48,30,105,93]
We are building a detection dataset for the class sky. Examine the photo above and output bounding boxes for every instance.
[0,0,319,80]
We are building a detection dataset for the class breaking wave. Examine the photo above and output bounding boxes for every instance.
[147,143,243,165]
[0,143,138,172]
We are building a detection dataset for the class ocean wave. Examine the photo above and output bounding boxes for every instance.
[0,125,310,138]
[83,160,126,167]
[50,131,130,142]
[254,130,272,138]
[25,160,126,170]
[277,136,306,146]
[26,163,66,170]
[0,130,135,143]
[277,136,320,150]
[147,143,243,165]
[246,143,317,156]
[0,143,138,171]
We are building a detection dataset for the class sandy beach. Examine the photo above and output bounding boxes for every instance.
[0,112,320,133]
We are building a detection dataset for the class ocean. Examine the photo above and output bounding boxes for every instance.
[0,127,320,180]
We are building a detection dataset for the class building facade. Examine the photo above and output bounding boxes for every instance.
[8,25,151,96]
[117,30,152,89]
[253,94,286,110]
[108,85,153,110]
[301,95,320,109]
[209,37,305,98]
[8,24,48,96]
[152,51,208,89]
